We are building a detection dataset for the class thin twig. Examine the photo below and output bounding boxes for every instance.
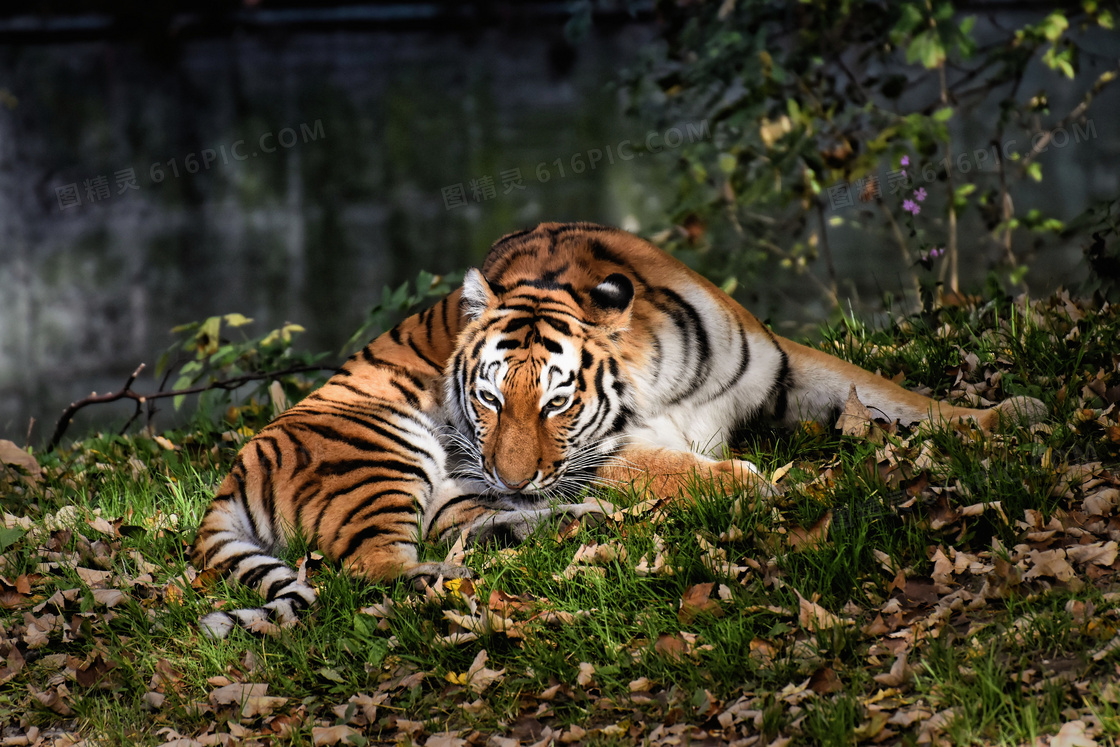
[48,363,334,451]
[1019,65,1120,173]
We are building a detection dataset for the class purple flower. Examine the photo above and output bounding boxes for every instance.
[914,187,927,202]
[903,199,920,215]
[901,155,910,167]
[931,247,944,258]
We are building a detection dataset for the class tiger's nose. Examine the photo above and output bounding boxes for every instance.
[502,477,531,490]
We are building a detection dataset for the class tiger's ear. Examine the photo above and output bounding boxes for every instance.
[587,273,634,330]
[462,268,497,320]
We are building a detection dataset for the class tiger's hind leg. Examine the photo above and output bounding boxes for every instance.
[774,337,1045,432]
[193,459,319,638]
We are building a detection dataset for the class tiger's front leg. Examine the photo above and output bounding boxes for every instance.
[599,444,778,501]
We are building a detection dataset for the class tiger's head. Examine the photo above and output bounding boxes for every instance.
[446,266,636,500]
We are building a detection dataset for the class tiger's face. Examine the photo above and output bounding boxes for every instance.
[446,268,635,500]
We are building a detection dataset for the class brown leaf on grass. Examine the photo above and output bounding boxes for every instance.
[796,591,851,631]
[0,645,25,685]
[92,589,127,608]
[240,694,288,718]
[872,650,914,687]
[1083,488,1119,516]
[30,685,73,716]
[209,682,268,706]
[808,666,842,694]
[190,567,223,592]
[836,386,875,439]
[69,652,117,688]
[86,516,116,536]
[445,649,504,694]
[576,662,595,687]
[655,633,689,662]
[678,582,723,624]
[930,548,954,586]
[312,725,362,746]
[1065,541,1118,567]
[1024,549,1076,582]
[788,511,832,551]
[0,439,42,481]
[628,677,653,693]
[0,577,31,610]
[749,638,778,666]
[488,589,536,617]
[1050,720,1099,747]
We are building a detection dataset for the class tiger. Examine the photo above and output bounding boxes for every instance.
[192,222,1044,637]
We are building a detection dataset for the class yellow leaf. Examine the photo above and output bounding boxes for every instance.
[222,313,254,327]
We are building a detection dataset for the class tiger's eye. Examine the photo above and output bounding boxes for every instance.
[548,395,567,408]
[478,390,498,404]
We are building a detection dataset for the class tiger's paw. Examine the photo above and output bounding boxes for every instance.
[405,561,473,592]
[708,458,782,499]
[992,396,1047,429]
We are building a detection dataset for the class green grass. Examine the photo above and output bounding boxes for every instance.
[2,292,1120,745]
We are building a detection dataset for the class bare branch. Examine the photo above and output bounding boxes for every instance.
[47,363,334,451]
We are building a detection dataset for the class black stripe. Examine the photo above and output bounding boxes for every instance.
[241,560,286,591]
[336,488,415,524]
[406,335,443,372]
[319,457,433,487]
[441,295,453,338]
[297,415,435,464]
[262,571,297,600]
[390,379,422,409]
[425,493,480,535]
[338,523,407,560]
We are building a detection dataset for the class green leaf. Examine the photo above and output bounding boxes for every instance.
[1027,162,1043,182]
[932,107,954,122]
[892,3,923,37]
[0,527,24,554]
[1039,11,1069,41]
[318,667,345,683]
[907,30,946,69]
[718,153,738,175]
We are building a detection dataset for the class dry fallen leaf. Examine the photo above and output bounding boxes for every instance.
[872,650,914,687]
[1024,549,1076,582]
[679,582,723,624]
[796,591,851,631]
[0,439,42,481]
[312,724,362,746]
[209,682,268,706]
[1049,720,1098,747]
[444,649,504,694]
[836,386,875,439]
